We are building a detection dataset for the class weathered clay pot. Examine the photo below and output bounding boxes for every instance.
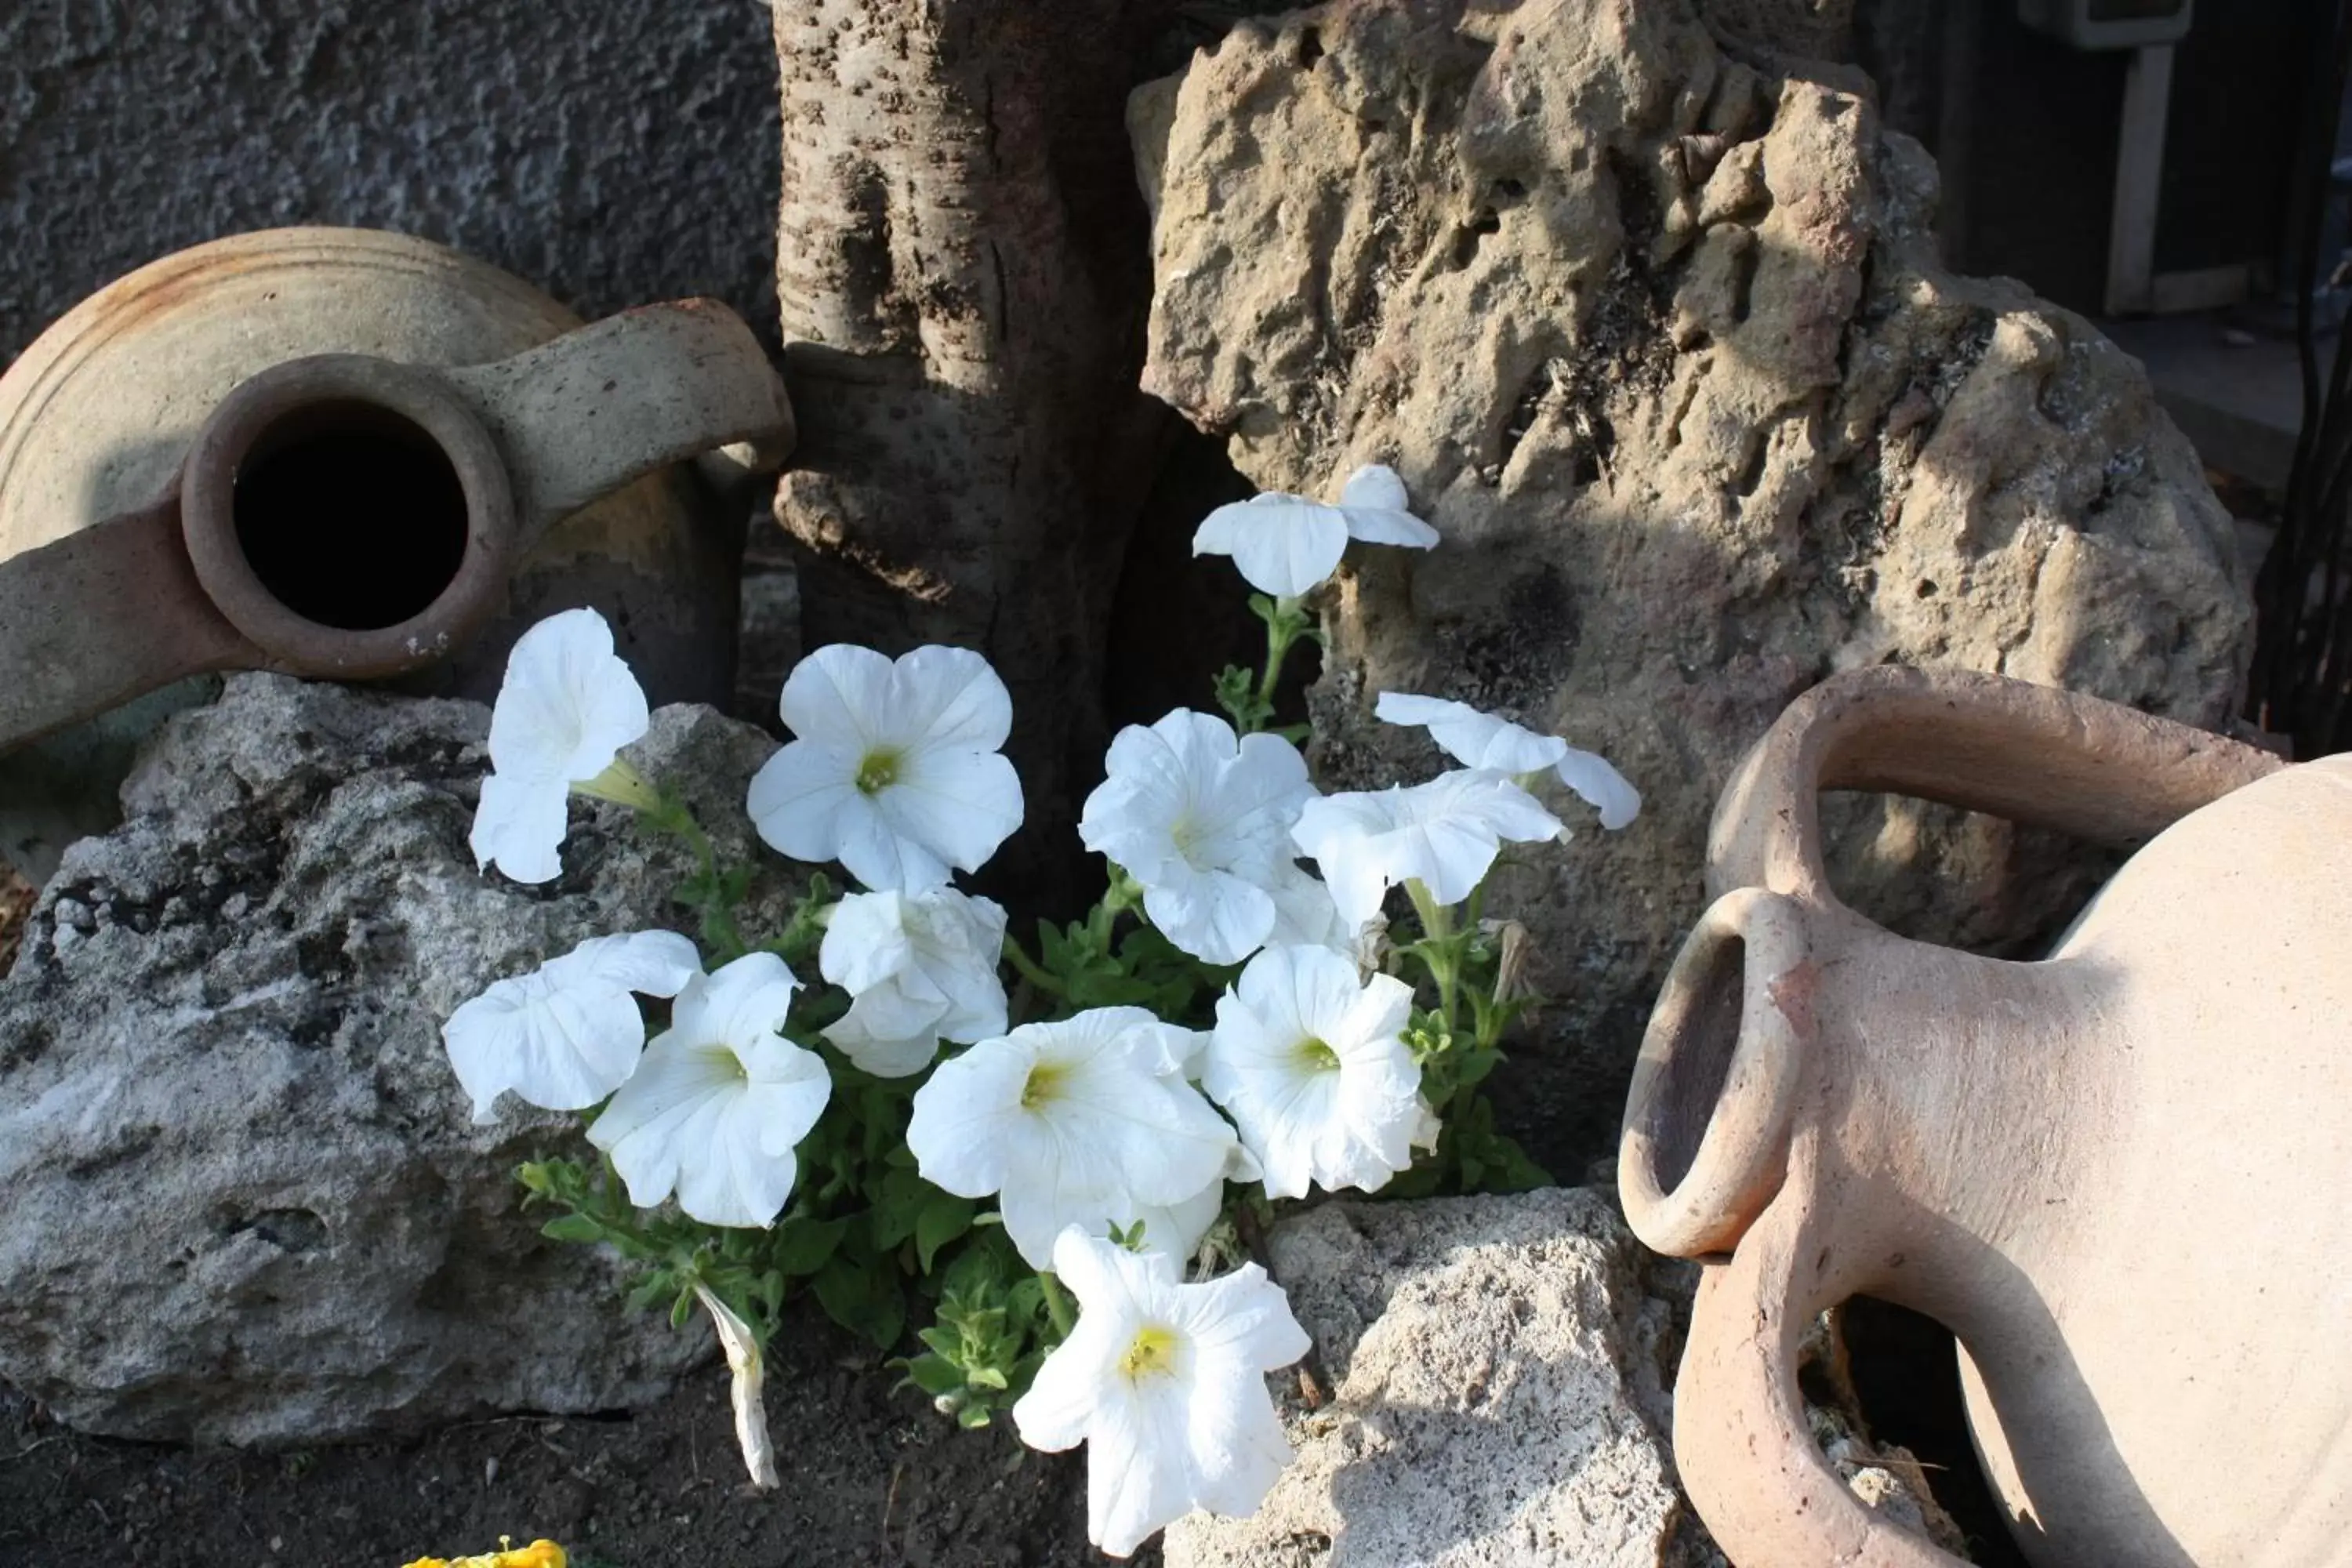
[0,227,794,879]
[1619,666,2350,1567]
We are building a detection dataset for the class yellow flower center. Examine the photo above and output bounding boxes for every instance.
[855,748,902,794]
[1118,1323,1182,1383]
[1021,1058,1069,1109]
[1293,1036,1341,1072]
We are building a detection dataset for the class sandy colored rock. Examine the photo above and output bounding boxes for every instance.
[0,674,804,1444]
[1165,1189,1687,1567]
[1134,0,2251,1165]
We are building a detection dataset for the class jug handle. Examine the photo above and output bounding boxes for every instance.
[441,299,795,551]
[1675,1159,1969,1568]
[0,494,260,753]
[1708,666,2287,902]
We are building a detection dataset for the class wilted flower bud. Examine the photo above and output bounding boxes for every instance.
[695,1284,779,1489]
[1486,919,1537,1013]
[1351,915,1392,983]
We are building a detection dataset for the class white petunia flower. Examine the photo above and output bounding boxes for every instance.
[1079,710,1316,965]
[906,1007,1241,1269]
[1375,691,1641,830]
[470,608,657,884]
[1013,1227,1309,1558]
[818,886,1010,1077]
[1191,464,1440,597]
[441,930,702,1123]
[1291,770,1563,927]
[588,953,830,1229]
[746,644,1025,894]
[1201,946,1425,1200]
[1263,860,1352,954]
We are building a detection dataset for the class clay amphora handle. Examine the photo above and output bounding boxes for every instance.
[1627,667,2285,1567]
[1705,664,2285,905]
[0,301,792,756]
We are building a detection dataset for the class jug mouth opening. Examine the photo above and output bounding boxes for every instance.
[1619,887,1812,1257]
[230,401,470,633]
[181,354,515,677]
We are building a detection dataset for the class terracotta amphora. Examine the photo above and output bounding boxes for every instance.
[0,227,795,879]
[1618,665,2352,1567]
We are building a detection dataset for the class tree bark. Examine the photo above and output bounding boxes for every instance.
[768,0,1178,907]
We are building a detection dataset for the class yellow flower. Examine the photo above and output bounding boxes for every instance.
[401,1537,566,1568]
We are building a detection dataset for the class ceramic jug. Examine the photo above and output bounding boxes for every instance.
[1617,666,2351,1567]
[0,227,795,880]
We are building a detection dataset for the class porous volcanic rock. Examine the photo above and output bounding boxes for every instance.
[0,673,801,1445]
[1134,0,2252,1167]
[1164,1190,1959,1566]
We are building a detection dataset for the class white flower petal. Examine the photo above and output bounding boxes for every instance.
[817,889,1007,1077]
[469,771,570,885]
[1264,862,1349,953]
[1337,464,1410,513]
[587,953,826,1228]
[1374,691,1566,773]
[1013,1232,1308,1558]
[443,970,638,1121]
[441,929,700,1121]
[887,644,1014,753]
[485,608,651,784]
[755,646,1025,891]
[1140,869,1276,967]
[818,891,920,998]
[911,1011,1239,1269]
[880,748,1025,886]
[905,1036,1033,1199]
[745,740,864,866]
[1555,746,1642,829]
[1336,466,1439,549]
[1081,712,1314,965]
[1203,947,1426,1199]
[548,930,703,999]
[1192,495,1349,597]
[778,643,896,750]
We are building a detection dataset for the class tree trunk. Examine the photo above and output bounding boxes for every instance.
[768,0,1179,907]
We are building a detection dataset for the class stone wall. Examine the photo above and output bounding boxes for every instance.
[0,0,781,365]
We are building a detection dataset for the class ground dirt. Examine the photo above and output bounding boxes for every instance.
[0,1310,1127,1568]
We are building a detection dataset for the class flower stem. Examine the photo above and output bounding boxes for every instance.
[1039,1271,1076,1340]
[1001,933,1066,996]
[572,756,664,814]
[1404,878,1462,1034]
[636,789,746,963]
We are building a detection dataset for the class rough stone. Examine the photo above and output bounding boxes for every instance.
[1165,1189,1965,1566]
[1167,1189,1686,1567]
[0,0,780,369]
[0,673,804,1445]
[1134,0,2253,1171]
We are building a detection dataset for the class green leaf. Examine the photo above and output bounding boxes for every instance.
[898,1354,967,1398]
[539,1214,604,1245]
[768,1214,849,1276]
[914,1192,975,1274]
[670,1286,697,1332]
[813,1257,908,1349]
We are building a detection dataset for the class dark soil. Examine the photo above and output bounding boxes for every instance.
[0,1313,1134,1568]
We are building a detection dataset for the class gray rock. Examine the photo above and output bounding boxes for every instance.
[1134,0,2253,1171]
[1167,1189,1686,1567]
[0,0,779,368]
[1167,1189,1964,1566]
[0,673,803,1445]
